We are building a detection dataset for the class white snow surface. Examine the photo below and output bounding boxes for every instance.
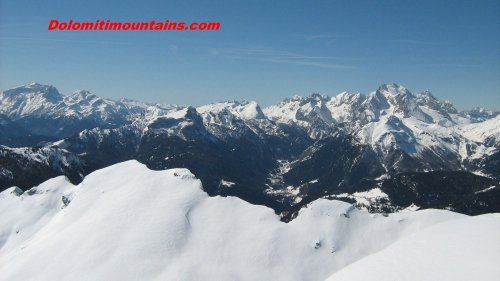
[334,188,389,208]
[458,115,500,144]
[1,160,498,281]
[197,100,265,121]
[325,214,500,281]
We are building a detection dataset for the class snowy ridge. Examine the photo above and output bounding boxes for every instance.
[0,83,134,121]
[2,160,497,281]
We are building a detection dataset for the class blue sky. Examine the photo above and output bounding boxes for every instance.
[0,0,499,109]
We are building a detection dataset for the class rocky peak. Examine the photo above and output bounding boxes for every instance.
[1,83,63,103]
[376,83,413,97]
[416,91,458,114]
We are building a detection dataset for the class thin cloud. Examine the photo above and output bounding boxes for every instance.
[213,48,350,59]
[306,34,334,41]
[210,48,356,70]
[0,22,41,29]
[256,58,354,69]
[306,34,336,46]
[0,36,129,45]
[427,63,468,67]
[389,39,434,45]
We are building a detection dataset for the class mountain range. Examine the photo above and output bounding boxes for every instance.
[1,82,499,217]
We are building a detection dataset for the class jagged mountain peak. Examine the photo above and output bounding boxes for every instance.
[1,83,63,103]
[17,82,58,92]
[185,106,201,119]
[419,90,435,98]
[376,83,413,97]
[332,91,365,104]
[461,107,500,123]
[417,90,439,105]
[197,100,266,121]
[309,92,328,101]
[416,90,458,115]
[264,83,451,135]
[368,84,431,122]
[267,92,332,112]
[64,90,102,105]
[70,90,96,99]
[285,93,330,104]
[470,107,488,113]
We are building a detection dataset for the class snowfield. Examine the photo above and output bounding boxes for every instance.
[0,160,499,281]
[325,214,500,281]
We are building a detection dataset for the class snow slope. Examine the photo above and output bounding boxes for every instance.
[0,177,76,253]
[325,214,500,281]
[458,115,500,146]
[1,161,497,281]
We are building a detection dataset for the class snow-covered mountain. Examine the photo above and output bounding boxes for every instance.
[0,83,142,121]
[1,161,498,281]
[1,83,499,216]
[0,83,177,139]
[264,83,499,176]
[263,86,462,177]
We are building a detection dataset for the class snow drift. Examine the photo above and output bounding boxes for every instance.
[325,214,500,281]
[0,160,498,281]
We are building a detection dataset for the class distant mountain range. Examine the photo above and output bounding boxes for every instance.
[1,82,499,217]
